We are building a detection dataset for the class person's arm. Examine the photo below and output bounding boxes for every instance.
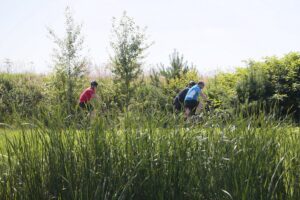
[200,92,208,101]
[90,88,99,99]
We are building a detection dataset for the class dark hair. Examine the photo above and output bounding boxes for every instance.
[188,81,196,87]
[187,81,196,88]
[198,81,205,86]
[91,80,98,87]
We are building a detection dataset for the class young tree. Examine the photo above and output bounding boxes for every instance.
[110,12,151,108]
[48,7,88,114]
[160,49,190,83]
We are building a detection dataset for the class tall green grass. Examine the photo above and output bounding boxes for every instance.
[0,110,299,199]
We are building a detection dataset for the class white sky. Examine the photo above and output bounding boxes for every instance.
[1,0,300,74]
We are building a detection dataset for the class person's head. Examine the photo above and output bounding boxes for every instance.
[197,81,205,89]
[188,81,196,88]
[90,80,98,89]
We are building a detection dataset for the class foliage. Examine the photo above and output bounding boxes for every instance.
[93,78,120,113]
[235,53,300,120]
[0,73,44,122]
[0,111,299,199]
[47,7,88,115]
[149,68,161,88]
[205,52,300,121]
[206,70,243,109]
[163,69,200,97]
[1,52,299,122]
[267,53,300,120]
[110,12,151,108]
[160,49,192,84]
[0,8,300,198]
[131,82,170,113]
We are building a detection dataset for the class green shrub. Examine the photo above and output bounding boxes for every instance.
[0,73,44,122]
[206,52,300,121]
[236,53,300,121]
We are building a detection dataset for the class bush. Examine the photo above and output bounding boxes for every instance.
[206,71,241,109]
[131,83,170,113]
[236,53,300,121]
[206,52,300,122]
[0,73,44,122]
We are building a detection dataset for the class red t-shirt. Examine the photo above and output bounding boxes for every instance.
[79,87,95,103]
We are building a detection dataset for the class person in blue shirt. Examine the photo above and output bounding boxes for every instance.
[184,81,208,117]
[173,81,196,112]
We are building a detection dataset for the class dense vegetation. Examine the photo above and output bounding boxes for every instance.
[0,111,299,200]
[0,9,299,200]
[1,51,299,123]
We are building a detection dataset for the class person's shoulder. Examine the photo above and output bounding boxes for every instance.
[179,88,188,95]
[183,87,189,91]
[90,87,96,93]
[86,87,94,91]
[84,87,93,93]
[192,85,198,89]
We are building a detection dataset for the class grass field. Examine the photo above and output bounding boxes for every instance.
[0,112,299,200]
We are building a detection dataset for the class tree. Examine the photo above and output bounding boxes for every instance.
[160,49,190,83]
[48,7,88,115]
[110,12,151,108]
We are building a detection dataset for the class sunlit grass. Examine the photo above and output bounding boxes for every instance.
[0,111,299,200]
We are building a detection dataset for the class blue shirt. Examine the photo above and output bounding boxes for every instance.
[185,85,201,101]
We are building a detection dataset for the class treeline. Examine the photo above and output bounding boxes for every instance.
[0,51,299,123]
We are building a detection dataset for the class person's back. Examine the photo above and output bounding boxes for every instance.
[185,84,201,101]
[79,87,95,103]
[79,81,98,111]
[173,81,196,111]
[173,87,189,111]
[178,87,189,103]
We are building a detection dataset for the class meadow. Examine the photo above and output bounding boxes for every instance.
[0,110,299,200]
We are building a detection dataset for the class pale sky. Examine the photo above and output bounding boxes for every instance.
[1,0,300,74]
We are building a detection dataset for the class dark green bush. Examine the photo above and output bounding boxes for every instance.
[236,53,300,121]
[206,52,300,122]
[0,73,44,122]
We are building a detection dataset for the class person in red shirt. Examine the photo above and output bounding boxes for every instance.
[79,81,98,111]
